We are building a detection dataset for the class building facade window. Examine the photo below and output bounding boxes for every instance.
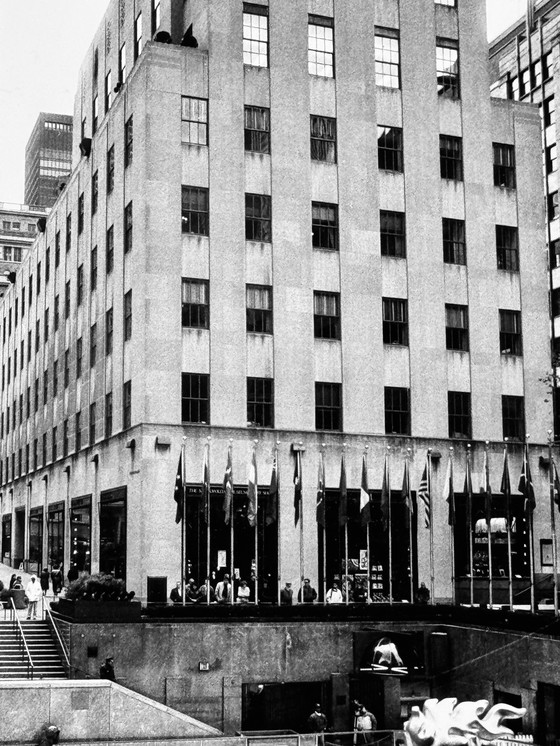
[119,43,127,83]
[374,28,400,88]
[90,323,97,367]
[92,170,98,215]
[107,146,115,193]
[77,265,84,306]
[66,213,72,252]
[105,70,113,112]
[544,96,555,128]
[134,12,143,61]
[181,97,208,145]
[445,304,469,351]
[124,290,132,341]
[244,106,270,153]
[92,95,99,134]
[314,291,340,340]
[549,191,559,221]
[243,3,268,68]
[448,391,471,439]
[384,386,410,435]
[76,337,82,378]
[496,225,519,271]
[440,135,463,180]
[123,380,132,430]
[382,297,408,345]
[182,279,209,329]
[106,226,114,273]
[52,426,57,462]
[499,309,522,356]
[78,193,84,234]
[247,377,274,427]
[245,193,271,242]
[181,373,209,423]
[65,281,71,319]
[246,284,272,334]
[181,186,209,235]
[546,144,558,175]
[493,143,516,187]
[380,210,406,258]
[76,411,81,451]
[443,218,466,265]
[502,395,525,441]
[308,15,334,77]
[152,0,161,35]
[91,246,98,290]
[63,419,69,457]
[64,349,69,388]
[124,116,133,167]
[312,202,338,250]
[436,38,460,98]
[124,201,133,253]
[378,126,403,172]
[105,392,113,438]
[310,115,337,163]
[89,402,96,445]
[315,382,342,431]
[105,308,113,354]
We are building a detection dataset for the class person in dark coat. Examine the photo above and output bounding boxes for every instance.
[40,569,50,595]
[51,564,63,596]
[99,656,115,681]
[9,574,16,590]
[298,578,317,604]
[308,703,328,744]
[67,565,79,583]
[280,582,293,605]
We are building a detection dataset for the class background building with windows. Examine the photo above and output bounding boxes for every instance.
[0,202,49,298]
[0,0,552,609]
[24,113,73,209]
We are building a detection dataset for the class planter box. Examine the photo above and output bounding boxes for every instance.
[53,598,142,622]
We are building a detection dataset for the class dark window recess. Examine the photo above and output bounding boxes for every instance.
[181,186,209,236]
[493,143,516,188]
[315,382,342,431]
[247,377,274,427]
[244,106,270,153]
[448,391,471,439]
[384,386,410,435]
[124,115,133,167]
[502,395,525,441]
[380,210,406,258]
[314,291,340,340]
[549,191,559,221]
[499,309,522,356]
[443,218,466,265]
[245,193,271,242]
[436,38,460,99]
[496,225,519,272]
[246,285,272,334]
[440,135,463,180]
[182,279,209,328]
[312,202,338,250]
[181,373,209,423]
[382,297,408,345]
[123,380,132,430]
[124,202,133,254]
[310,115,337,163]
[445,304,469,352]
[377,125,403,172]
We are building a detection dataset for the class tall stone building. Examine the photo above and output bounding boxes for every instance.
[24,113,73,209]
[0,0,552,607]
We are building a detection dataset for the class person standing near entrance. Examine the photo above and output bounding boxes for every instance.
[25,575,42,619]
[354,703,377,744]
[308,703,328,744]
[99,656,116,681]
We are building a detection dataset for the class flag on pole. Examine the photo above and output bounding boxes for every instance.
[316,452,326,527]
[247,446,258,527]
[380,453,390,531]
[293,450,302,525]
[464,452,473,538]
[201,443,210,523]
[445,454,455,527]
[553,461,560,512]
[338,453,348,526]
[483,447,492,524]
[518,443,535,516]
[402,459,414,520]
[223,445,233,525]
[174,444,186,524]
[500,448,511,499]
[418,455,431,528]
[360,454,371,526]
[266,449,278,526]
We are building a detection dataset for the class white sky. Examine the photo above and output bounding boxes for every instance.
[0,0,530,204]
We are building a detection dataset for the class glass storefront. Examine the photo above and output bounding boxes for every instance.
[47,503,64,568]
[70,495,91,575]
[2,515,11,565]
[28,507,43,574]
[99,487,127,580]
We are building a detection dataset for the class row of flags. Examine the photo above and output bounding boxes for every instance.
[175,442,541,530]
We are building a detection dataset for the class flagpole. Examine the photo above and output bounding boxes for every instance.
[548,430,559,618]
[467,444,474,607]
[229,439,235,606]
[276,442,281,607]
[428,449,435,604]
[343,444,349,606]
[407,449,414,604]
[321,446,327,605]
[449,447,455,606]
[298,445,304,604]
[526,435,535,614]
[253,440,259,606]
[504,439,513,610]
[206,437,211,606]
[485,441,493,609]
[181,437,187,607]
[365,445,371,604]
[387,447,393,606]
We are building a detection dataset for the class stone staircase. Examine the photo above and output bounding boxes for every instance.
[0,620,67,679]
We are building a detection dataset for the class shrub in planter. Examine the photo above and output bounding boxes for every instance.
[65,573,135,602]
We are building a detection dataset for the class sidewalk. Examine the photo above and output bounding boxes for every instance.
[0,561,55,620]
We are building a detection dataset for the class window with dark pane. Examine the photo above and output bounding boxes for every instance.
[499,309,522,356]
[182,279,209,329]
[380,210,406,258]
[247,377,274,427]
[181,373,209,423]
[315,382,342,431]
[442,218,466,265]
[310,115,337,163]
[245,193,271,242]
[312,202,338,250]
[244,106,270,153]
[182,186,209,235]
[496,225,519,271]
[383,297,408,345]
[246,284,272,333]
[448,391,471,439]
[384,386,410,435]
[314,291,340,340]
[378,125,403,172]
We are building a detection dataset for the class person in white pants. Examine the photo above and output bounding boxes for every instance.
[25,575,43,619]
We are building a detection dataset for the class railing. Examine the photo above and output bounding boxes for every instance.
[9,597,34,679]
[45,606,70,676]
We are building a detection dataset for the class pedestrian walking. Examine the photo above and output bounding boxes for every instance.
[25,575,42,619]
[99,656,116,681]
[308,703,328,745]
[40,569,50,595]
[50,564,63,596]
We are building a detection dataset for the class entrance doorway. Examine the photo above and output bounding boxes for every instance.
[537,682,560,746]
[242,682,327,733]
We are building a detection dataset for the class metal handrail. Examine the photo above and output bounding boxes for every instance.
[9,597,34,679]
[45,606,70,671]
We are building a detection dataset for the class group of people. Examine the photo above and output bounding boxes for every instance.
[170,574,257,604]
[308,701,377,742]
